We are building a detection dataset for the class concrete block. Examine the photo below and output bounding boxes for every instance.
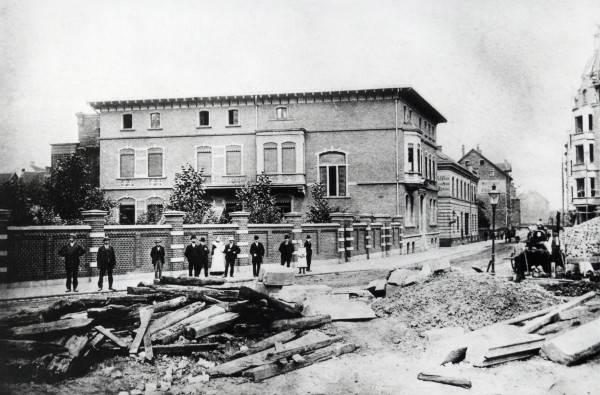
[253,281,283,296]
[277,285,332,304]
[421,263,432,276]
[541,317,600,365]
[403,274,426,287]
[387,269,413,286]
[366,279,387,297]
[258,264,296,286]
[429,258,451,273]
[424,327,465,343]
[557,306,587,321]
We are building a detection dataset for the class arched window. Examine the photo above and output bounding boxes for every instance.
[282,142,296,173]
[319,151,347,197]
[263,143,277,174]
[120,148,135,178]
[146,197,164,224]
[148,148,163,177]
[199,110,210,126]
[226,145,242,175]
[196,146,212,178]
[119,197,135,225]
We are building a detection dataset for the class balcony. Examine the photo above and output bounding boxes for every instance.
[403,172,424,186]
[260,173,306,194]
[572,196,600,206]
[204,174,247,188]
[117,177,167,188]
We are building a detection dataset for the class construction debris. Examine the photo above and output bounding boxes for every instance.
[541,316,600,365]
[417,372,472,389]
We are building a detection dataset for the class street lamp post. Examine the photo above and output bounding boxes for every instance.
[487,184,501,275]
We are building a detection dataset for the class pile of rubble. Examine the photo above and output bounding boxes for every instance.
[0,265,369,386]
[564,216,600,258]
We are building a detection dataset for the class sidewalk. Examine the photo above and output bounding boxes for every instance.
[0,241,493,301]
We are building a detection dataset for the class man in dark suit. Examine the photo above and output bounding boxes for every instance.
[58,233,86,292]
[97,237,116,291]
[198,237,211,277]
[184,235,202,277]
[249,235,265,277]
[223,237,240,278]
[279,234,294,267]
[150,239,165,279]
[304,235,313,272]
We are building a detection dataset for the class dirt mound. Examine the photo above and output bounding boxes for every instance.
[564,216,600,257]
[372,270,560,333]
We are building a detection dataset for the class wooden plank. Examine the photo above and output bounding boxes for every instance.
[0,339,68,358]
[129,308,153,355]
[417,372,472,389]
[151,305,226,344]
[498,305,559,325]
[521,291,596,333]
[230,330,297,359]
[64,334,91,358]
[243,343,357,381]
[83,333,105,357]
[265,336,343,361]
[149,296,188,313]
[485,338,545,359]
[238,286,303,318]
[291,354,305,363]
[474,353,534,367]
[152,343,219,354]
[143,330,153,361]
[94,325,129,348]
[8,318,94,339]
[183,312,240,340]
[161,275,226,286]
[147,301,205,335]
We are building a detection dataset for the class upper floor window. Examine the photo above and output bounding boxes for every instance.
[576,178,585,197]
[465,160,470,166]
[150,113,161,129]
[489,170,495,177]
[590,144,594,163]
[282,142,296,173]
[575,145,584,164]
[196,146,212,176]
[276,107,288,120]
[575,116,583,133]
[148,148,163,177]
[263,143,277,174]
[226,145,242,174]
[589,114,594,131]
[407,144,414,171]
[119,148,135,178]
[319,151,347,197]
[582,89,587,105]
[228,109,239,126]
[122,114,133,130]
[199,111,210,126]
[479,160,484,166]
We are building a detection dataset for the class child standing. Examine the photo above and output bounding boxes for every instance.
[297,247,307,274]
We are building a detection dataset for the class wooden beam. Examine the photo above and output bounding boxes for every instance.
[268,315,331,332]
[152,343,219,355]
[485,338,545,359]
[147,301,205,335]
[129,308,153,355]
[417,372,472,389]
[8,318,94,339]
[265,336,343,361]
[230,330,297,359]
[498,305,560,325]
[151,305,226,344]
[521,292,596,333]
[183,312,240,340]
[94,325,129,348]
[143,330,153,362]
[161,275,226,286]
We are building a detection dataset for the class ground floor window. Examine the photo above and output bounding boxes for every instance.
[119,204,135,224]
[147,204,163,224]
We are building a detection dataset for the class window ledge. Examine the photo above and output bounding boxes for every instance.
[148,128,163,131]
[324,196,351,199]
[404,225,416,228]
[120,129,135,132]
[197,126,212,129]
[268,118,295,121]
[226,125,241,128]
[117,177,167,180]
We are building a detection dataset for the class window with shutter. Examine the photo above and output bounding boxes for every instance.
[226,145,241,175]
[148,148,163,177]
[120,149,135,178]
[282,142,296,174]
[196,146,212,176]
[263,143,277,174]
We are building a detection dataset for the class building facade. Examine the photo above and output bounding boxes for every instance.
[436,149,479,246]
[565,28,600,224]
[88,87,446,250]
[458,147,519,230]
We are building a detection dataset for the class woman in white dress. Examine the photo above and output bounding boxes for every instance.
[210,236,226,275]
[296,247,307,275]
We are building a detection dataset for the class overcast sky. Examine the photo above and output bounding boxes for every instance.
[1,0,599,209]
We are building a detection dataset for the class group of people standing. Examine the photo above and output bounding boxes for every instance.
[59,232,316,292]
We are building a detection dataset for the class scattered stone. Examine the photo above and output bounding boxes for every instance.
[542,316,600,365]
[177,359,189,370]
[239,345,249,353]
[111,370,123,378]
[102,366,116,376]
[196,357,215,369]
[159,381,171,391]
[144,382,158,394]
[118,392,129,395]
[403,274,425,287]
[387,269,413,286]
[187,372,210,384]
[421,263,432,276]
[258,264,296,286]
[130,390,143,395]
[423,327,465,343]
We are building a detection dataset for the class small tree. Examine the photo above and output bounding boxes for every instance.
[306,182,334,223]
[0,176,34,225]
[236,173,282,224]
[167,164,212,224]
[477,199,490,229]
[44,155,115,223]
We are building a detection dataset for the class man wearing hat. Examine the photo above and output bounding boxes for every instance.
[150,239,165,279]
[223,237,240,278]
[97,237,117,291]
[279,234,294,268]
[304,235,313,272]
[185,235,202,277]
[249,235,265,277]
[58,233,86,292]
[198,237,211,277]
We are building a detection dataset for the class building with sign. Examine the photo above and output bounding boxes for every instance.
[436,148,479,246]
[86,87,446,251]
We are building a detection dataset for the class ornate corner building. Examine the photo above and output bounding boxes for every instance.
[566,28,600,223]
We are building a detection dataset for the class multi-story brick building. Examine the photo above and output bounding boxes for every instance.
[458,147,519,230]
[436,148,479,246]
[88,87,446,249]
[50,113,100,186]
[565,28,600,224]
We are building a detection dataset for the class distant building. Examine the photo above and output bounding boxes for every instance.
[565,27,600,224]
[436,148,479,246]
[519,191,550,225]
[458,146,520,229]
[50,113,100,186]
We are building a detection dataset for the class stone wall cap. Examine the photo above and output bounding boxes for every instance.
[162,210,185,217]
[8,225,91,231]
[81,209,108,216]
[248,224,294,228]
[105,225,171,230]
[229,211,251,217]
[183,224,238,229]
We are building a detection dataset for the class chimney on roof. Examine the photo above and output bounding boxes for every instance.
[477,144,481,153]
[461,145,465,157]
[22,168,26,174]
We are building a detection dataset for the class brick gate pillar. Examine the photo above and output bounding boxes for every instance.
[359,213,373,260]
[0,209,10,282]
[82,210,107,276]
[283,212,303,265]
[230,211,250,272]
[163,211,185,273]
[330,212,354,263]
[392,215,404,255]
[373,214,392,257]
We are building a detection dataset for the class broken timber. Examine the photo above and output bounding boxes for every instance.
[147,301,206,335]
[499,305,559,325]
[268,315,331,332]
[152,343,219,355]
[417,372,472,389]
[238,286,303,318]
[129,308,153,355]
[231,330,297,359]
[8,318,94,339]
[161,275,226,286]
[151,305,226,344]
[521,291,596,334]
[184,312,240,340]
[265,335,343,361]
[94,325,129,348]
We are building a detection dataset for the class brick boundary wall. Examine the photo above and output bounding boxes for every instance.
[1,210,445,283]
